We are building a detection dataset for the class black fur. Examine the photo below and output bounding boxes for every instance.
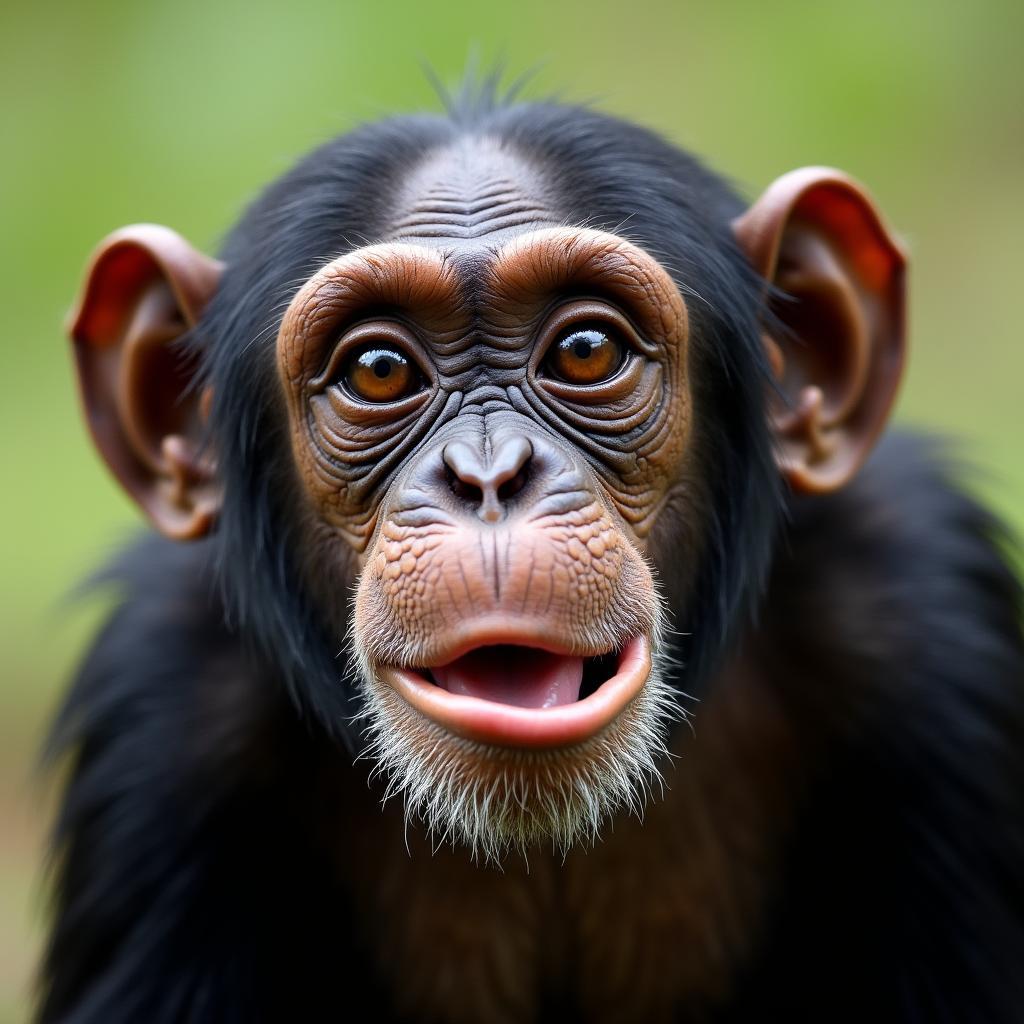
[38,97,1024,1022]
[731,435,1024,1020]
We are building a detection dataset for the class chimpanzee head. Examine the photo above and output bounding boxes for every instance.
[68,91,904,858]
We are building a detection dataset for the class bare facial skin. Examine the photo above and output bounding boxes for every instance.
[275,141,695,856]
[69,132,906,870]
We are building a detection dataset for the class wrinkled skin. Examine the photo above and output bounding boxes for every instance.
[273,142,697,850]
[278,226,692,651]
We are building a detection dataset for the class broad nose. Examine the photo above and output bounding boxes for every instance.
[443,434,533,523]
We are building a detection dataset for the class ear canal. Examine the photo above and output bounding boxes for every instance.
[732,168,907,493]
[69,225,224,539]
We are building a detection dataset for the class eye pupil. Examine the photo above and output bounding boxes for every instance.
[343,345,420,403]
[545,324,625,385]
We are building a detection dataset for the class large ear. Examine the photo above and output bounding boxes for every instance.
[732,168,906,493]
[69,224,224,539]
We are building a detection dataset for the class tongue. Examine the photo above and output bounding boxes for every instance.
[431,646,585,709]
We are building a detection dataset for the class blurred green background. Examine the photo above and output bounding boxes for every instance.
[0,0,1021,1019]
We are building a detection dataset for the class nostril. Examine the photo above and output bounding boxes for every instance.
[496,467,528,503]
[445,462,484,505]
[441,435,533,519]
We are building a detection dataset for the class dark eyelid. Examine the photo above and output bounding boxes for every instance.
[532,300,641,386]
[309,319,430,392]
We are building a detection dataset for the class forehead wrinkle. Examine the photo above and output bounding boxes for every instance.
[385,135,560,245]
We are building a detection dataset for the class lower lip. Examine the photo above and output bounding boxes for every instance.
[376,635,651,749]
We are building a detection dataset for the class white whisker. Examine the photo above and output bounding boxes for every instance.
[350,602,682,864]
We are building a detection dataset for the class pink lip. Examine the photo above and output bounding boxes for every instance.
[376,634,651,749]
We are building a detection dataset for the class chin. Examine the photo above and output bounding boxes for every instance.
[355,625,680,862]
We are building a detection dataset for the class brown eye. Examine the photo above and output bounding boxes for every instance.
[344,346,420,403]
[545,325,625,385]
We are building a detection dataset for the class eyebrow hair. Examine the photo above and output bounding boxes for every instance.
[278,227,690,387]
[487,228,689,344]
[277,243,469,383]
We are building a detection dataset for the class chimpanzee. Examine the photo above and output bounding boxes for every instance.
[39,83,1024,1023]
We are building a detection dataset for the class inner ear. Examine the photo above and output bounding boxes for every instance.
[774,228,869,421]
[70,225,224,539]
[733,168,906,493]
[119,287,205,466]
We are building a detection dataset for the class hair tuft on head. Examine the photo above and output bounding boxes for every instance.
[427,56,539,127]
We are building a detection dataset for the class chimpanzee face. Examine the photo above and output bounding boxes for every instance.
[68,116,904,859]
[271,140,693,855]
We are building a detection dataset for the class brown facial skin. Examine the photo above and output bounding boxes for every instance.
[273,143,698,851]
[276,227,691,656]
[70,137,904,858]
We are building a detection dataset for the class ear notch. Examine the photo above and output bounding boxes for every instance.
[69,225,224,539]
[732,167,907,493]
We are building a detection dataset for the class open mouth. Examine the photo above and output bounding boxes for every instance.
[376,635,651,748]
[431,645,620,708]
